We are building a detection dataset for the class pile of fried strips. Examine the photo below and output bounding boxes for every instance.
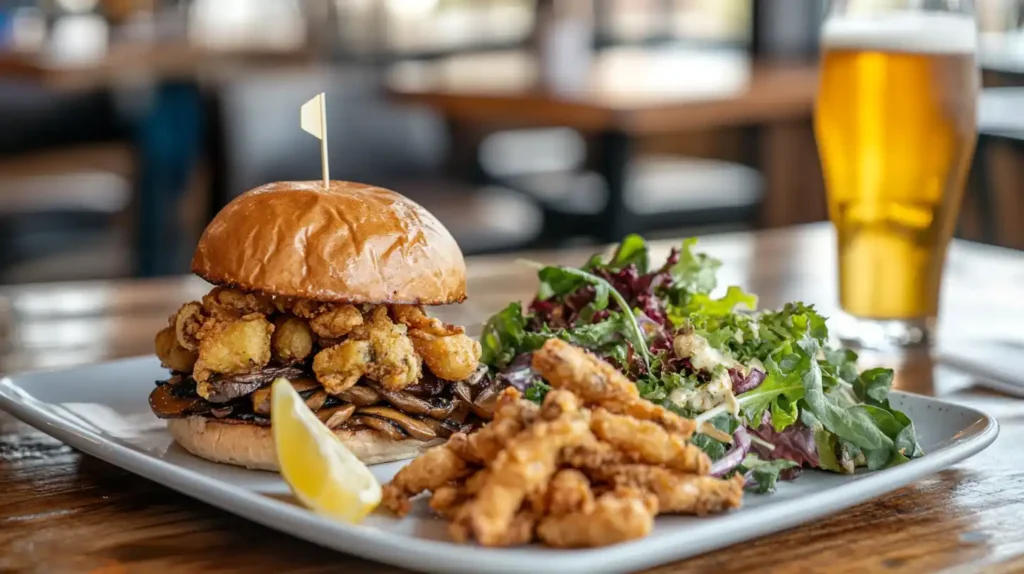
[382,338,745,548]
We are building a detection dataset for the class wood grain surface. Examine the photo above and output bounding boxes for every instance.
[3,224,1024,573]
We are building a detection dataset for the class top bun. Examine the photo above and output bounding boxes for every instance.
[192,181,466,304]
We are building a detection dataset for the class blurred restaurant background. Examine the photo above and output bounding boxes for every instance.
[0,0,1022,284]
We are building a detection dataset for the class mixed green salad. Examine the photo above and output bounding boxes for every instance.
[480,235,923,493]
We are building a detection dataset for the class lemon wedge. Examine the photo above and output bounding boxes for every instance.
[271,377,381,523]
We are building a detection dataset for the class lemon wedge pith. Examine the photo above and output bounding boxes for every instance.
[271,377,381,523]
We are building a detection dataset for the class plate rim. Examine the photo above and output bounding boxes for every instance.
[0,357,1001,574]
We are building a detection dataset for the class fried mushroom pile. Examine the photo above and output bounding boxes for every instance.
[381,338,744,548]
[151,287,488,441]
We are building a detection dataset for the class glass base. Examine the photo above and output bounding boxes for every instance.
[831,312,936,352]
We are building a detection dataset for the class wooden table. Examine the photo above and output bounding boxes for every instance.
[3,224,1024,572]
[387,47,823,236]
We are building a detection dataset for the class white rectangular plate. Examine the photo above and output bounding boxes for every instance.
[0,357,998,574]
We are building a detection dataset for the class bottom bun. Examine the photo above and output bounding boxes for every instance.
[167,416,443,471]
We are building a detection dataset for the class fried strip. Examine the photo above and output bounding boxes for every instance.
[454,408,592,546]
[381,445,473,517]
[545,469,594,516]
[536,487,657,548]
[454,389,539,465]
[590,409,710,474]
[539,389,581,421]
[532,339,694,436]
[561,437,629,469]
[586,465,745,515]
[450,508,536,547]
[429,484,469,520]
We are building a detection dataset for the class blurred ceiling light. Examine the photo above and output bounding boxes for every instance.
[46,14,109,66]
[55,0,101,14]
[189,0,306,51]
[386,0,439,18]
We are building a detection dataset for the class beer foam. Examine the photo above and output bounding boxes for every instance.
[822,12,976,54]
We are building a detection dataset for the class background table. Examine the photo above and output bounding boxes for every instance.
[3,224,1024,572]
[387,48,823,237]
[0,40,312,277]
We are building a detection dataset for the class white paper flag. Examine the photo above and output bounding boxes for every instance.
[300,93,329,188]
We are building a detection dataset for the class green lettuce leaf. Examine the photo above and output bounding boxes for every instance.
[739,454,800,494]
[794,336,897,470]
[854,368,894,406]
[668,237,720,296]
[736,356,805,428]
[608,233,649,273]
[671,285,758,321]
[479,302,529,369]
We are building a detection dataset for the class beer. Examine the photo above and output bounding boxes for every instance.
[815,14,979,321]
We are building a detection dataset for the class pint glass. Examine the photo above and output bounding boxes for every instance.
[815,1,979,348]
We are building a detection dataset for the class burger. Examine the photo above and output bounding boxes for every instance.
[150,181,499,470]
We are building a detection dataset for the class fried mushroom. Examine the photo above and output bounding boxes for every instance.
[193,314,274,387]
[271,315,314,364]
[155,326,197,372]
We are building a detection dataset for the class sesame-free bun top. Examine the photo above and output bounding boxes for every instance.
[192,181,466,304]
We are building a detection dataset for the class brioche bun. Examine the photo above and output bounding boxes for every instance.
[191,180,466,305]
[168,416,444,470]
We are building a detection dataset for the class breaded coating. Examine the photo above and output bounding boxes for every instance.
[545,469,594,516]
[393,305,479,382]
[192,314,273,386]
[313,339,371,395]
[539,389,581,421]
[454,389,540,464]
[154,326,197,373]
[536,487,657,548]
[453,405,592,546]
[450,508,536,546]
[289,299,328,320]
[382,444,473,517]
[308,304,363,339]
[410,332,481,382]
[358,306,422,391]
[173,301,205,351]
[429,484,470,519]
[392,305,464,336]
[590,409,710,474]
[271,316,314,364]
[202,287,274,318]
[561,437,629,469]
[463,467,492,496]
[586,465,745,515]
[532,339,694,436]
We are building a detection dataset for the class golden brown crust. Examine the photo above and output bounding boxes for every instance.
[167,416,443,470]
[191,181,467,305]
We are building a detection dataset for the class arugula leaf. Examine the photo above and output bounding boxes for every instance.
[608,233,649,273]
[794,336,896,470]
[739,454,800,494]
[523,261,652,371]
[479,302,529,369]
[536,266,591,301]
[800,410,844,473]
[691,433,729,461]
[854,368,894,406]
[668,238,720,295]
[524,380,552,403]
